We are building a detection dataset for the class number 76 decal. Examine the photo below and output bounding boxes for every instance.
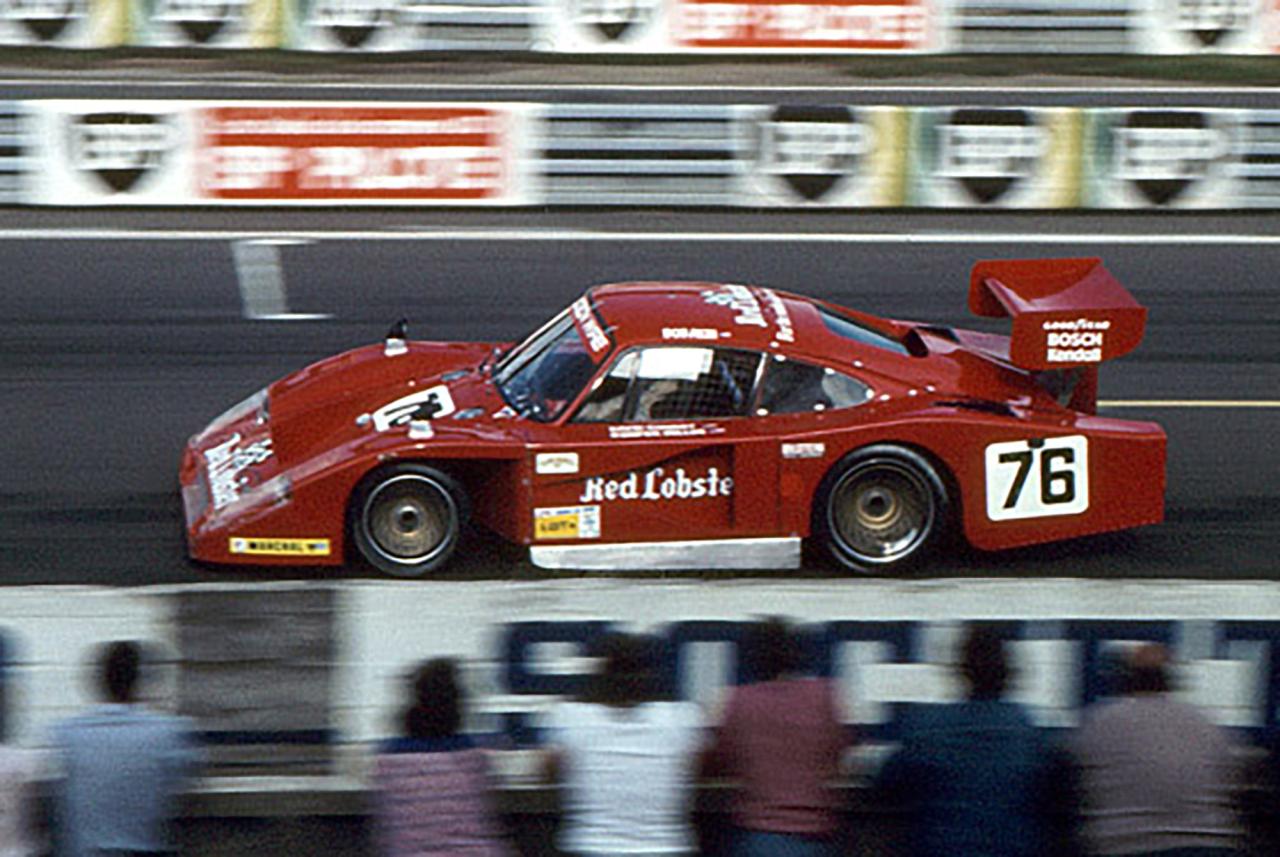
[985,436,1089,521]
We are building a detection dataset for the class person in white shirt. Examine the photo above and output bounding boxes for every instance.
[542,632,704,857]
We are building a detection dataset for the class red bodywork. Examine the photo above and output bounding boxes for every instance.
[180,258,1165,569]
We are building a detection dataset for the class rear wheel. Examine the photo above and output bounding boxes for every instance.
[351,464,467,577]
[815,445,949,575]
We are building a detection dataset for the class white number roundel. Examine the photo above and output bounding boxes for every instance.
[985,435,1089,521]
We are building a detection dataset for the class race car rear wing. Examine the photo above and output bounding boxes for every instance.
[968,257,1147,413]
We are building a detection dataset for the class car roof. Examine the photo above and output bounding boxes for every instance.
[587,281,908,366]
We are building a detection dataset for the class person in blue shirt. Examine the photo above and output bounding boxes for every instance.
[49,641,202,857]
[874,623,1076,857]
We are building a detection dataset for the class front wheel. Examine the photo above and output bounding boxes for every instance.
[350,464,467,577]
[814,445,950,575]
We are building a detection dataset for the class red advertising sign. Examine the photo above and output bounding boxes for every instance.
[672,0,930,50]
[197,105,513,201]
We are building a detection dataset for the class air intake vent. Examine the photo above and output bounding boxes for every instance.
[936,399,1018,418]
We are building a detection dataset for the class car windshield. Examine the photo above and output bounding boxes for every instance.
[493,309,600,422]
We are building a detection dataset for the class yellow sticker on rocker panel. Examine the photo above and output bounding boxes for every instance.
[534,506,601,540]
[229,537,331,557]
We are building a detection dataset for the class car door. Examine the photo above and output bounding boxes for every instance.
[749,353,879,535]
[521,345,777,547]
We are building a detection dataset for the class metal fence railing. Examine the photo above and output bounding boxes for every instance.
[951,0,1135,53]
[0,104,30,204]
[541,105,741,206]
[1234,111,1280,208]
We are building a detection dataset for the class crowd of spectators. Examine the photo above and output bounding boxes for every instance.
[0,622,1260,856]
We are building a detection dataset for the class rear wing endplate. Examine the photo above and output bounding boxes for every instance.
[969,257,1147,371]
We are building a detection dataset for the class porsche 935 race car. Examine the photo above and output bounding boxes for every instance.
[180,257,1165,576]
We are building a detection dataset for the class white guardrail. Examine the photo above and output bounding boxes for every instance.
[8,99,1280,209]
[0,0,1278,53]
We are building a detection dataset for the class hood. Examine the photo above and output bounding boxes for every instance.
[266,340,510,462]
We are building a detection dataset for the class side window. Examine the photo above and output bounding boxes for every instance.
[632,347,762,421]
[757,355,872,415]
[575,347,762,423]
[574,351,639,423]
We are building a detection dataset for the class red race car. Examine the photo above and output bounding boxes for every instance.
[180,257,1165,577]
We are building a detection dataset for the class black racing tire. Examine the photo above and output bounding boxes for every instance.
[350,464,468,577]
[814,444,950,575]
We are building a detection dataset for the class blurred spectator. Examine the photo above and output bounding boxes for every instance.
[1071,643,1243,857]
[49,640,201,857]
[371,658,511,857]
[0,740,41,856]
[703,617,852,857]
[874,623,1070,857]
[542,632,703,856]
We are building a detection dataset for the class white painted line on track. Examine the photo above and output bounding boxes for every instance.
[3,228,1280,244]
[231,239,331,321]
[3,78,1279,96]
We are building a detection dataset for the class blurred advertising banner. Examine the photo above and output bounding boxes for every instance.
[131,0,282,47]
[527,0,941,52]
[285,0,411,50]
[5,581,1280,746]
[1082,108,1239,208]
[195,104,535,203]
[0,0,126,46]
[24,100,537,206]
[335,580,1280,745]
[25,101,196,204]
[907,107,1084,208]
[668,0,935,51]
[735,105,909,207]
[283,0,542,51]
[1134,0,1280,54]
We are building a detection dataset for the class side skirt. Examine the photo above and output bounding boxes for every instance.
[529,537,801,571]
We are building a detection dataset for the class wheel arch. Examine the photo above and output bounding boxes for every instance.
[809,439,963,574]
[809,439,963,534]
[345,461,474,576]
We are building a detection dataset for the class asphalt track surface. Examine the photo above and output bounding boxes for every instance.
[1,205,1277,585]
[0,62,1277,585]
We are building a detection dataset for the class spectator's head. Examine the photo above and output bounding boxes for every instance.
[404,658,464,740]
[99,641,142,704]
[742,616,803,682]
[959,624,1010,701]
[1124,643,1171,694]
[584,632,663,706]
